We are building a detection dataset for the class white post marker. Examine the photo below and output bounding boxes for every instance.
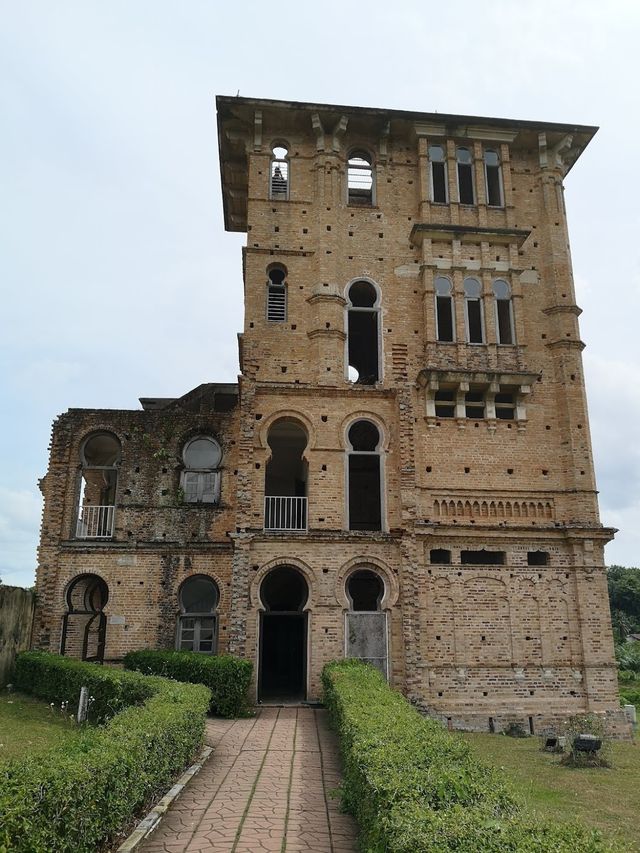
[77,686,89,723]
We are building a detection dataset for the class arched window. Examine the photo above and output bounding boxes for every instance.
[429,144,448,203]
[177,575,219,653]
[61,574,109,662]
[266,265,287,322]
[464,277,484,344]
[456,147,475,204]
[181,436,222,504]
[434,276,454,342]
[347,150,374,206]
[347,569,384,611]
[264,419,308,531]
[347,280,380,385]
[270,145,289,199]
[261,566,308,612]
[493,279,515,344]
[76,432,121,539]
[484,149,503,207]
[347,420,382,531]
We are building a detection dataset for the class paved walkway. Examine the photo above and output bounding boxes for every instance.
[139,707,358,853]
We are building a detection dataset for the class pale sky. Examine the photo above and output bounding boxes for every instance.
[1,0,639,587]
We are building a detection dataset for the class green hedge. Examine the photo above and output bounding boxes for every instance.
[0,652,210,853]
[322,660,619,853]
[620,686,640,710]
[123,649,252,717]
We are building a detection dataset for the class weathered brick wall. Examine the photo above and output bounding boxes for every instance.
[33,98,627,734]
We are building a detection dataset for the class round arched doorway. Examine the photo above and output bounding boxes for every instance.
[259,566,309,702]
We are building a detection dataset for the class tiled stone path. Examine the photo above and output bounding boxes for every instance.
[139,707,358,853]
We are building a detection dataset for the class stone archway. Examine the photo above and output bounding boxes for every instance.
[258,566,309,702]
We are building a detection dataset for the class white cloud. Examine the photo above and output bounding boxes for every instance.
[0,487,41,587]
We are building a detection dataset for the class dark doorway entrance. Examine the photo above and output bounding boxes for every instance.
[259,566,308,702]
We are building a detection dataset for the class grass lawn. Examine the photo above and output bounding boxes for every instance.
[459,730,640,851]
[0,690,78,763]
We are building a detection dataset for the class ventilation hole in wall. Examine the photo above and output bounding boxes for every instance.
[322,568,329,574]
[387,178,392,183]
[161,489,168,496]
[326,225,331,231]
[457,571,462,576]
[255,414,262,420]
[474,422,480,428]
[349,231,354,236]
[481,635,486,641]
[436,635,441,640]
[438,691,443,697]
[427,569,432,575]
[326,367,331,371]
[507,468,514,474]
[291,324,297,330]
[326,250,332,254]
[281,366,287,373]
[233,469,237,475]
[274,245,279,249]
[464,467,470,473]
[255,463,260,470]
[577,424,582,429]
[426,466,432,472]
[303,228,308,234]
[117,580,121,585]
[379,233,384,238]
[325,322,331,328]
[321,465,327,472]
[350,212,354,218]
[140,580,144,584]
[124,489,131,495]
[580,470,585,475]
[533,242,538,248]
[378,257,384,261]
[570,374,576,380]
[348,255,353,260]
[495,255,500,262]
[127,531,133,537]
[274,226,279,232]
[483,691,488,696]
[134,466,140,473]
[542,469,548,476]
[541,333,546,339]
[565,573,570,578]
[545,425,551,430]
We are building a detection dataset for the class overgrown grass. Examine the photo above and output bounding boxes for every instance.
[0,691,78,763]
[459,732,640,852]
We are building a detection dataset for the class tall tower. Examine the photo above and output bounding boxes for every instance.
[217,96,625,732]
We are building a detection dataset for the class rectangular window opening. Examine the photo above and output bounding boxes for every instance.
[466,299,483,343]
[436,296,454,342]
[267,285,287,322]
[432,162,447,203]
[348,455,382,531]
[486,165,503,206]
[430,548,451,564]
[270,161,289,199]
[465,390,485,419]
[527,551,549,566]
[434,389,455,418]
[495,392,515,420]
[496,300,514,344]
[461,550,505,565]
[458,163,474,204]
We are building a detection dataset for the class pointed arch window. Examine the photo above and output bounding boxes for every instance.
[429,144,448,203]
[464,277,484,344]
[181,436,222,503]
[270,145,289,199]
[484,149,503,207]
[435,276,454,342]
[347,420,382,531]
[493,279,515,344]
[177,575,219,653]
[456,146,475,204]
[266,265,287,322]
[347,280,380,384]
[347,150,374,206]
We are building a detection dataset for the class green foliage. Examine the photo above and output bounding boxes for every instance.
[0,652,210,853]
[322,660,618,853]
[123,649,252,717]
[560,714,610,768]
[615,640,640,675]
[607,565,640,642]
[619,686,640,710]
[14,650,154,722]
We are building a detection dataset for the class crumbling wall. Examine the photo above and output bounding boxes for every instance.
[0,585,35,686]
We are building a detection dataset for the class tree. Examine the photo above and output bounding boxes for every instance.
[607,565,640,642]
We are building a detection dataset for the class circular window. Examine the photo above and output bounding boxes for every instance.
[179,576,219,614]
[183,437,222,469]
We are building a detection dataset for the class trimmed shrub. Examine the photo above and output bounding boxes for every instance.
[620,686,640,709]
[0,652,210,853]
[322,660,619,853]
[123,649,252,717]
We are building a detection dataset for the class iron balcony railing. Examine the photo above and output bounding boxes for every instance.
[76,505,115,539]
[264,496,307,531]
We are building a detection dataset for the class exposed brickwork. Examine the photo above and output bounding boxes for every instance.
[33,97,629,735]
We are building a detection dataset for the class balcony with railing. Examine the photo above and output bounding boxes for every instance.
[76,505,115,539]
[264,496,307,531]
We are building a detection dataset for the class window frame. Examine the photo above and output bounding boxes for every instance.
[345,419,385,532]
[434,276,455,343]
[176,575,219,654]
[429,144,448,204]
[269,143,290,201]
[347,148,375,206]
[463,277,485,344]
[181,436,222,505]
[345,278,382,384]
[456,146,475,205]
[484,148,504,208]
[493,279,515,345]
